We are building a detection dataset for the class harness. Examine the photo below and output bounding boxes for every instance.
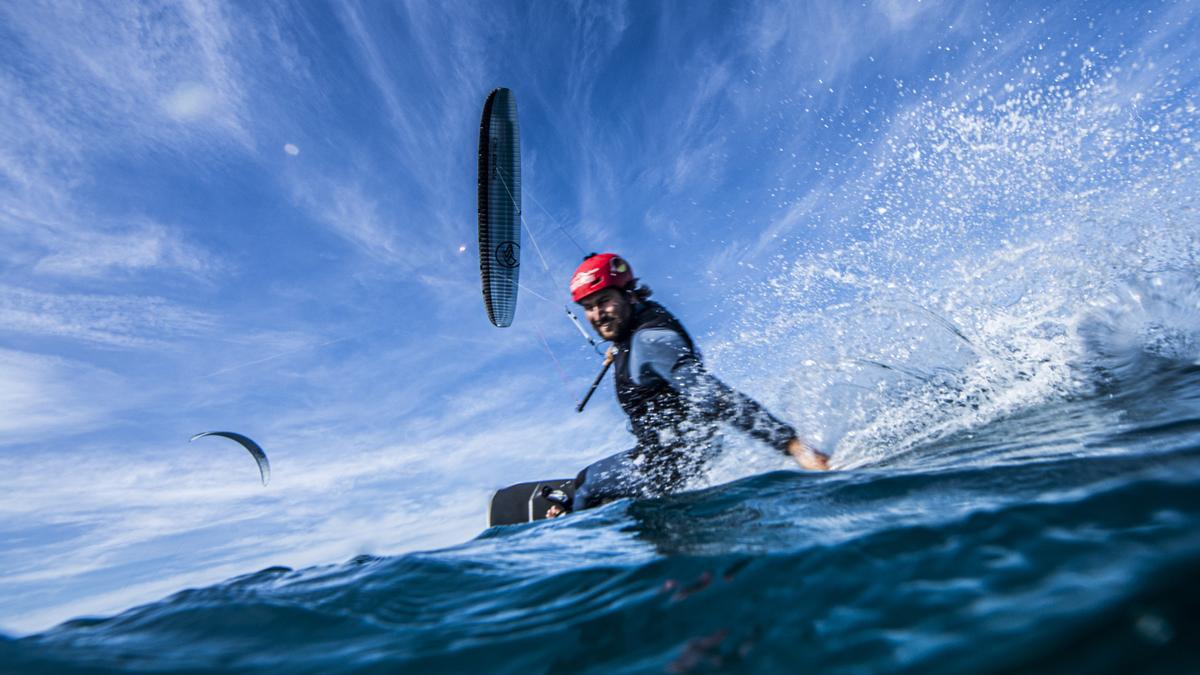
[611,302,716,486]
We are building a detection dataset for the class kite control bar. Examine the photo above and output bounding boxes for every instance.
[576,357,612,413]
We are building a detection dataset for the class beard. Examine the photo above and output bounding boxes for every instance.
[596,321,618,340]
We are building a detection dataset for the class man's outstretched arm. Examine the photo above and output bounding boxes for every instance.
[630,329,831,470]
[687,371,831,470]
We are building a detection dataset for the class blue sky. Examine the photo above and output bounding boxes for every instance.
[2,0,1198,634]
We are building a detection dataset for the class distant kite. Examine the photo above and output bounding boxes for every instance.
[190,431,270,486]
[477,87,522,327]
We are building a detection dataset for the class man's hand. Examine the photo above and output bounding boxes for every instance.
[786,437,830,471]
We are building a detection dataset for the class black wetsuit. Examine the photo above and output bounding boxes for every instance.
[572,301,797,510]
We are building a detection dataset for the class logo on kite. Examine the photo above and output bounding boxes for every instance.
[496,241,520,268]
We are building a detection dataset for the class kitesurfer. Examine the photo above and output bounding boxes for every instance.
[566,253,829,514]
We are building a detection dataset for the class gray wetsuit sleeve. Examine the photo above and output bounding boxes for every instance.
[629,329,797,453]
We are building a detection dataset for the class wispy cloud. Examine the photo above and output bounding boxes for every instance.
[306,2,493,279]
[32,220,216,279]
[292,180,409,266]
[0,285,214,349]
[0,349,126,444]
[0,0,253,312]
[0,0,252,190]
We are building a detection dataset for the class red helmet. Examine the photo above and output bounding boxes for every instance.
[570,253,634,303]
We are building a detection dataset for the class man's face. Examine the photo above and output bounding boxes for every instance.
[581,288,632,341]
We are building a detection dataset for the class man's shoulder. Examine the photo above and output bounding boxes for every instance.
[630,324,698,369]
[633,301,686,331]
[632,326,688,348]
[638,299,673,317]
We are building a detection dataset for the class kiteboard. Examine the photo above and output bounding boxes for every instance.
[488,478,575,526]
